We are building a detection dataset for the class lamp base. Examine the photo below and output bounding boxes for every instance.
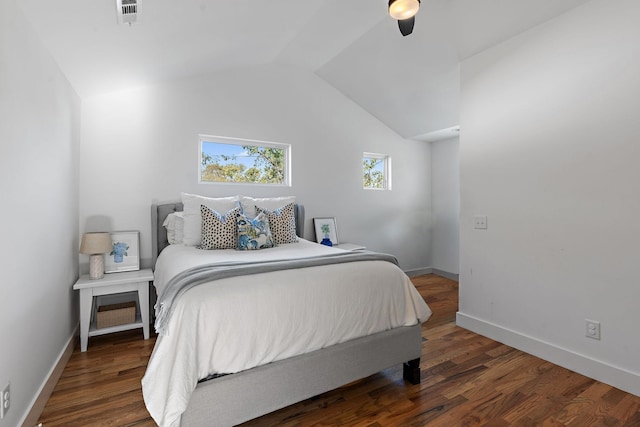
[89,254,105,280]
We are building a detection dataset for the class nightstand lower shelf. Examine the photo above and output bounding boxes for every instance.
[88,314,144,337]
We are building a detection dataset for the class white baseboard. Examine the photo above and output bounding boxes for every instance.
[456,312,640,397]
[20,326,78,427]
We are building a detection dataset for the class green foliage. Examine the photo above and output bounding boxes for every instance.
[363,158,384,189]
[242,146,285,184]
[201,145,286,184]
[201,162,247,183]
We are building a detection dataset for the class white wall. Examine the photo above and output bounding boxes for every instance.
[458,0,640,395]
[79,64,432,272]
[0,1,81,425]
[430,137,460,276]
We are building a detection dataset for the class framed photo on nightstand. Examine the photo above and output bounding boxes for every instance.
[105,231,140,273]
[314,217,339,246]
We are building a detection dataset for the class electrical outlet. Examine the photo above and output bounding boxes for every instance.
[474,216,488,229]
[0,382,9,419]
[585,319,601,340]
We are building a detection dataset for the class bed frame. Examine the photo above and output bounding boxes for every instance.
[151,202,422,426]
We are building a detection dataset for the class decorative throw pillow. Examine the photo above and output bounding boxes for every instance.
[181,193,240,246]
[199,205,241,250]
[256,203,298,245]
[236,211,275,250]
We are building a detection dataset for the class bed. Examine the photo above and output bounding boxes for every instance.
[144,199,431,427]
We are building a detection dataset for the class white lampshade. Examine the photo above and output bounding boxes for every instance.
[80,232,112,254]
[80,232,112,280]
[389,0,420,20]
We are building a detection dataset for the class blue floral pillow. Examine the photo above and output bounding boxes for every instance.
[236,211,275,250]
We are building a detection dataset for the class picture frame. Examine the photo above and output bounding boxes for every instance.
[313,217,339,246]
[104,231,140,273]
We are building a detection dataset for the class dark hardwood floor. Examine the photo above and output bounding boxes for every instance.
[38,274,640,426]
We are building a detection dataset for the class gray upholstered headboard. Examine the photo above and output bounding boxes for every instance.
[151,202,305,269]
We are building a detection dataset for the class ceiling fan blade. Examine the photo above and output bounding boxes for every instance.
[398,16,415,36]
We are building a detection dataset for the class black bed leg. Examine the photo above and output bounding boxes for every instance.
[403,358,421,385]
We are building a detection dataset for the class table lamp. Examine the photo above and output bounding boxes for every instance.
[80,232,113,279]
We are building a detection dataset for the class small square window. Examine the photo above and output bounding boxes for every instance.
[363,153,391,190]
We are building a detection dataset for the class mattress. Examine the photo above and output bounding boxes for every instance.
[142,239,431,427]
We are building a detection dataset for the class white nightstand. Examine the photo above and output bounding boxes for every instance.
[73,269,154,352]
[334,243,366,251]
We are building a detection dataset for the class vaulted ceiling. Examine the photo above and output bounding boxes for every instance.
[19,0,592,139]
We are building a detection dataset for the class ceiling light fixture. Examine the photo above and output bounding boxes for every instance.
[388,0,420,21]
[388,0,420,36]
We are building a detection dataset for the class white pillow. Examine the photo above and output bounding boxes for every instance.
[239,195,296,219]
[162,211,184,245]
[181,193,240,246]
[173,211,184,244]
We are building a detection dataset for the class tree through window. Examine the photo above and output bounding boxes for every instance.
[199,136,291,186]
[363,152,391,190]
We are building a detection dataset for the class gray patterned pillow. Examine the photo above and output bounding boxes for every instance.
[199,205,241,250]
[256,203,298,245]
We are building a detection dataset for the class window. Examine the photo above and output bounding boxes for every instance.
[199,135,291,186]
[363,152,391,190]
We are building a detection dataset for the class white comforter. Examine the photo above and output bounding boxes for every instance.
[142,239,431,427]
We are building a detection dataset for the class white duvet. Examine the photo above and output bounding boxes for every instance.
[142,239,431,427]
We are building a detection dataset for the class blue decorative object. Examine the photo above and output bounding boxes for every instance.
[110,242,129,263]
[319,222,333,246]
[236,211,275,250]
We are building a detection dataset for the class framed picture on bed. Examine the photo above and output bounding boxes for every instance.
[313,217,339,246]
[105,231,140,273]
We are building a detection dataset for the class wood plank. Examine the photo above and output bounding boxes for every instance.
[38,274,640,426]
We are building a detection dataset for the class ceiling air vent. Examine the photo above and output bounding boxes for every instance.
[116,0,141,25]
